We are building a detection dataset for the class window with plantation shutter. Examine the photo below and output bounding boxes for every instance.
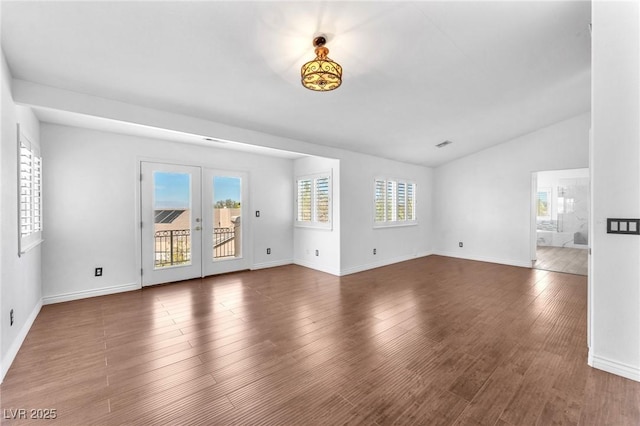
[297,179,312,222]
[315,177,330,223]
[18,125,43,255]
[397,182,406,220]
[374,178,416,227]
[407,183,415,220]
[374,180,385,222]
[295,172,332,229]
[386,181,396,222]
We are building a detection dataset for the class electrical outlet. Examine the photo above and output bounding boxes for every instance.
[95,267,103,277]
[459,242,463,248]
[10,309,14,326]
[267,248,271,255]
[373,248,377,255]
[315,249,319,256]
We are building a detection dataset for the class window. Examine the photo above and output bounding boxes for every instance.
[18,125,43,255]
[374,178,416,226]
[296,172,332,229]
[536,188,551,219]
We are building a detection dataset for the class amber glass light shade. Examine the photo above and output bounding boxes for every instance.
[301,37,342,91]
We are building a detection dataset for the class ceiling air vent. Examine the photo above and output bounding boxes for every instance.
[436,140,453,148]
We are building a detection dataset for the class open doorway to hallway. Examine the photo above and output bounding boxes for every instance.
[532,168,589,275]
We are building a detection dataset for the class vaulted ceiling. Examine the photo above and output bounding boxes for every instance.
[1,1,591,166]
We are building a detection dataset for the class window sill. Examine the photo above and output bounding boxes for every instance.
[19,238,44,256]
[295,223,333,231]
[373,221,418,229]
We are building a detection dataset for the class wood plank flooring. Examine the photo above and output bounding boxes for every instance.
[2,255,639,425]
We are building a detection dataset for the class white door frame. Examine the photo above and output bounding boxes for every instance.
[530,172,538,266]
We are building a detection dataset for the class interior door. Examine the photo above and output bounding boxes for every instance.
[202,169,250,276]
[141,162,202,286]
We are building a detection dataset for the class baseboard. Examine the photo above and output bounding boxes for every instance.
[340,251,433,276]
[251,259,293,270]
[293,259,341,276]
[1,299,42,383]
[42,282,140,305]
[589,350,640,382]
[432,250,532,269]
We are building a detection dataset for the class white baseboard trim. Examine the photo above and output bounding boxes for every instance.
[42,282,140,305]
[251,259,293,270]
[1,299,42,383]
[340,251,433,276]
[589,351,640,382]
[432,250,532,269]
[293,259,341,276]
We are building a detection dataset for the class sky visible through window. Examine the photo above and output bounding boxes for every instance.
[154,172,240,209]
[213,176,241,204]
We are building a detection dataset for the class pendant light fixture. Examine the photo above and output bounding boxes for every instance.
[301,35,342,91]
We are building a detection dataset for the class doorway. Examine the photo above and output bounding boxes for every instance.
[532,168,589,275]
[140,161,249,286]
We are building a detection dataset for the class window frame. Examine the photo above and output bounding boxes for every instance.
[18,124,44,256]
[536,187,552,220]
[373,177,417,228]
[295,171,332,230]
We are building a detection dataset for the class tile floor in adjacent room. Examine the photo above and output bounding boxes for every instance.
[534,246,588,276]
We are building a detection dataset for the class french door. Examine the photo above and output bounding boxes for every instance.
[201,168,249,276]
[141,162,249,286]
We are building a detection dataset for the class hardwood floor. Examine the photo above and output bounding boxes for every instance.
[2,256,639,425]
[534,246,588,276]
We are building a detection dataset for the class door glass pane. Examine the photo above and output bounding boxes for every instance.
[213,176,241,259]
[153,171,191,268]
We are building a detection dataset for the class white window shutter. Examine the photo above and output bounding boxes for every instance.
[297,179,312,222]
[374,178,416,226]
[18,125,43,255]
[374,179,386,222]
[315,176,330,223]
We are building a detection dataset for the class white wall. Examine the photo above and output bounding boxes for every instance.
[339,152,433,275]
[40,123,294,303]
[14,81,436,278]
[433,112,590,267]
[590,1,640,382]
[291,145,435,277]
[1,52,43,382]
[293,156,341,275]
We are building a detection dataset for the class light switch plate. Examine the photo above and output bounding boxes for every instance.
[607,218,640,235]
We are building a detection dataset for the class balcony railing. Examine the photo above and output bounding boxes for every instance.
[154,229,191,267]
[154,227,236,267]
[214,227,235,258]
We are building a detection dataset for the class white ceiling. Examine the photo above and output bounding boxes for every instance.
[1,1,591,167]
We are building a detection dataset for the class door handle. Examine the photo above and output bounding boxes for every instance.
[195,226,202,231]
